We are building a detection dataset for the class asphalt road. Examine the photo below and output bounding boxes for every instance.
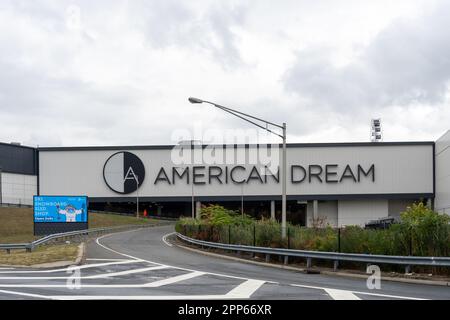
[0,224,449,300]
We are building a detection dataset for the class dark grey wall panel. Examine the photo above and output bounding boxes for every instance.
[88,193,433,203]
[0,143,37,175]
[34,222,88,236]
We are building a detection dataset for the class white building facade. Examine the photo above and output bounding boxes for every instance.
[0,143,37,206]
[435,130,450,214]
[0,135,446,227]
[36,142,434,227]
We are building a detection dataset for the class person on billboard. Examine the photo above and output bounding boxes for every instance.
[56,203,85,222]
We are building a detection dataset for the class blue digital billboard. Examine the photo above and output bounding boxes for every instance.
[33,196,88,223]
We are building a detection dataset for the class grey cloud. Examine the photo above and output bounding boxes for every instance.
[134,0,193,48]
[2,0,448,147]
[201,4,247,69]
[2,0,71,33]
[135,1,248,69]
[283,1,450,113]
[0,59,144,147]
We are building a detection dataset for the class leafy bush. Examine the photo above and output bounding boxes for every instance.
[230,224,254,245]
[255,218,283,247]
[200,204,254,226]
[397,203,450,256]
[176,203,450,257]
[287,226,337,251]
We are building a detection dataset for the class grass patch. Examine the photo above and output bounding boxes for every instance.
[88,212,156,229]
[0,207,160,266]
[0,207,158,244]
[0,207,37,243]
[0,243,80,266]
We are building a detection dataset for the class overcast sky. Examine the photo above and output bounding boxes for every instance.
[1,0,450,147]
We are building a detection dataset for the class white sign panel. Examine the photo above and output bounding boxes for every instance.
[38,144,434,198]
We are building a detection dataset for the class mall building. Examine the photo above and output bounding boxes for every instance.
[1,130,449,227]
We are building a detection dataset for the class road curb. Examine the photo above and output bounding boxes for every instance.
[173,239,450,287]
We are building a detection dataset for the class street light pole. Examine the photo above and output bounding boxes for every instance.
[136,175,139,219]
[281,123,287,238]
[191,172,195,219]
[188,97,288,239]
[241,183,244,217]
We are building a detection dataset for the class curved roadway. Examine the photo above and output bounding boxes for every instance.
[0,224,449,300]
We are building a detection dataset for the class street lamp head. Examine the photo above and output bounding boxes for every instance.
[188,97,203,104]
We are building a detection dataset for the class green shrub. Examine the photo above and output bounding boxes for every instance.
[200,204,254,226]
[312,227,338,252]
[255,219,282,247]
[398,203,450,256]
[176,202,450,257]
[200,204,236,225]
[287,226,336,251]
[230,224,254,245]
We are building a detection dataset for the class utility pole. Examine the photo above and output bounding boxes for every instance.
[281,123,287,238]
[241,183,244,217]
[191,172,195,218]
[136,175,139,219]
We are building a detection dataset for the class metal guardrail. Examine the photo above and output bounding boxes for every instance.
[0,222,173,254]
[176,233,450,272]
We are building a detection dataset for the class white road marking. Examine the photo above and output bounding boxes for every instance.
[225,280,266,298]
[162,232,175,247]
[324,288,361,300]
[0,289,53,300]
[96,231,275,283]
[45,294,250,300]
[0,276,430,299]
[95,231,153,262]
[85,265,168,279]
[85,258,129,262]
[289,283,337,291]
[1,228,268,299]
[290,284,427,301]
[0,265,168,281]
[348,290,428,300]
[0,271,205,288]
[0,260,146,275]
[0,277,77,280]
[144,271,204,287]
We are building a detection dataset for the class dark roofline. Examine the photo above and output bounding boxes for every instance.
[37,141,435,152]
[0,141,36,150]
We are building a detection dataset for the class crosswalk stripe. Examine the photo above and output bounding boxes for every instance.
[0,260,145,274]
[324,289,361,300]
[84,266,168,279]
[144,271,205,287]
[226,279,266,298]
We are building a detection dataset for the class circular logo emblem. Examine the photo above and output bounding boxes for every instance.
[103,151,145,194]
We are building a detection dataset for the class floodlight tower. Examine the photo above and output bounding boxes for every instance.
[370,118,382,142]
